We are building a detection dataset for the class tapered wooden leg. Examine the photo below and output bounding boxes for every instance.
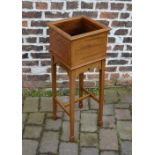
[69,72,75,142]
[79,73,84,108]
[51,56,57,120]
[98,60,105,127]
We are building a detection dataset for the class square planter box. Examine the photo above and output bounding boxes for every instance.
[48,16,110,69]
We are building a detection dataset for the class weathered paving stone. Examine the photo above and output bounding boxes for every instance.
[39,131,59,154]
[59,142,78,155]
[23,113,28,123]
[23,97,39,112]
[64,111,80,121]
[115,103,130,109]
[117,121,132,140]
[61,121,79,141]
[81,112,97,132]
[103,104,114,116]
[22,140,38,155]
[104,89,119,104]
[117,88,132,103]
[40,97,51,112]
[115,109,131,120]
[47,111,63,118]
[120,141,132,155]
[80,133,98,147]
[23,126,42,139]
[89,98,99,110]
[27,113,45,125]
[99,129,118,151]
[80,147,99,155]
[103,116,115,129]
[100,151,118,155]
[45,118,62,130]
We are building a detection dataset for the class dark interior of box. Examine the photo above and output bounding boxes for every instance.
[55,18,102,36]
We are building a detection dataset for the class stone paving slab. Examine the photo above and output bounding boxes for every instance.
[22,88,132,155]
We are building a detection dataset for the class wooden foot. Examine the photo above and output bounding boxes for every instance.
[70,136,75,142]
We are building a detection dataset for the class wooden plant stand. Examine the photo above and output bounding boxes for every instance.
[48,16,110,142]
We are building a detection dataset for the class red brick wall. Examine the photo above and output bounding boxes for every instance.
[22,0,132,88]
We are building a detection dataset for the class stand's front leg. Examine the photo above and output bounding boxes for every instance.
[51,56,57,120]
[69,72,75,142]
[79,73,84,108]
[98,60,105,127]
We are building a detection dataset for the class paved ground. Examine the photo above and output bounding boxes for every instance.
[22,88,132,155]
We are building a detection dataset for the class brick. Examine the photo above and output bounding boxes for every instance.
[26,37,37,43]
[106,67,117,72]
[111,3,124,10]
[112,21,132,27]
[99,129,118,151]
[113,45,124,51]
[59,143,78,155]
[22,45,43,51]
[23,126,42,139]
[120,13,130,19]
[115,29,128,35]
[127,4,132,11]
[123,37,132,43]
[39,131,59,154]
[22,53,28,59]
[108,37,116,43]
[41,60,51,66]
[23,74,50,81]
[22,12,42,18]
[31,21,47,27]
[80,133,98,147]
[45,12,69,18]
[126,45,132,51]
[80,148,99,155]
[22,21,28,27]
[107,53,118,58]
[36,2,47,10]
[103,116,115,129]
[100,151,118,155]
[27,113,45,125]
[22,61,38,66]
[115,109,131,120]
[39,37,49,43]
[23,97,39,112]
[31,53,50,59]
[81,1,93,9]
[23,68,31,73]
[61,121,79,141]
[117,121,132,140]
[96,2,108,9]
[22,140,38,155]
[22,1,33,9]
[22,29,43,35]
[66,1,78,9]
[45,118,62,130]
[97,20,109,26]
[110,73,120,80]
[73,11,97,18]
[119,66,132,72]
[120,141,132,155]
[51,2,63,10]
[115,103,130,109]
[121,53,132,57]
[108,60,128,65]
[100,12,118,19]
[81,112,97,132]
